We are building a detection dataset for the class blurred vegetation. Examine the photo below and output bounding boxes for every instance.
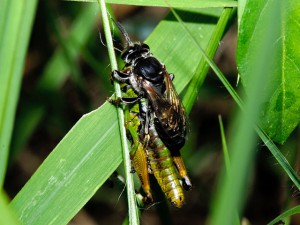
[1,0,300,225]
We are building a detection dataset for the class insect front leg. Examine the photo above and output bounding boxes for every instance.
[169,73,175,81]
[110,69,131,84]
[107,93,143,106]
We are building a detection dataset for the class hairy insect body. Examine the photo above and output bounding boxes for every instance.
[111,43,187,152]
[109,21,192,207]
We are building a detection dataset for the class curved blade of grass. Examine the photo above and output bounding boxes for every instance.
[68,0,238,8]
[97,0,139,224]
[0,191,20,225]
[10,7,225,225]
[218,115,241,225]
[0,0,38,187]
[267,205,300,225]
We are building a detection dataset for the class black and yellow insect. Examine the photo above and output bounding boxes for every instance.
[115,84,188,208]
[109,21,192,207]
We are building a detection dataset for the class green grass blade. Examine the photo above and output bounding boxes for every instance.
[218,115,241,225]
[267,205,300,225]
[97,1,139,224]
[0,0,38,187]
[11,103,122,225]
[182,7,234,113]
[218,115,230,173]
[0,191,20,225]
[67,0,238,8]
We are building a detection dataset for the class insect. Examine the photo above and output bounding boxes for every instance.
[115,84,186,207]
[109,21,192,207]
[110,21,188,153]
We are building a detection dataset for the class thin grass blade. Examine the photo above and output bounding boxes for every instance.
[97,0,139,224]
[67,0,238,8]
[0,0,38,187]
[267,205,300,225]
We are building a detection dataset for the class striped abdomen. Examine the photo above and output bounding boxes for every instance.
[147,124,185,208]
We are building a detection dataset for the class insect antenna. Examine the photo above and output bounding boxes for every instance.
[98,29,122,53]
[111,18,134,47]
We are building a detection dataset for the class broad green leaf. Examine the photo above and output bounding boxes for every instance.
[11,103,123,225]
[11,8,224,224]
[0,0,38,187]
[68,0,238,8]
[237,0,300,144]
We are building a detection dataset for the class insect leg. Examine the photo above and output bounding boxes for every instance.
[107,94,143,106]
[125,113,153,203]
[172,150,192,191]
[120,95,143,104]
[131,141,153,203]
[111,69,130,84]
[169,73,175,81]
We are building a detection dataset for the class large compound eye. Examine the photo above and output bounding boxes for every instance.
[121,47,133,60]
[142,43,150,50]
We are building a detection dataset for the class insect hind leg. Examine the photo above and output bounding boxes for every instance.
[172,150,192,191]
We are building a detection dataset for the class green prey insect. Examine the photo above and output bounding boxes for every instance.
[110,84,189,208]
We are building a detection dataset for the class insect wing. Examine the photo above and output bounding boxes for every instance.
[142,72,188,150]
[163,72,188,130]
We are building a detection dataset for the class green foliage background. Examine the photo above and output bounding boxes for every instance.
[0,0,299,225]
